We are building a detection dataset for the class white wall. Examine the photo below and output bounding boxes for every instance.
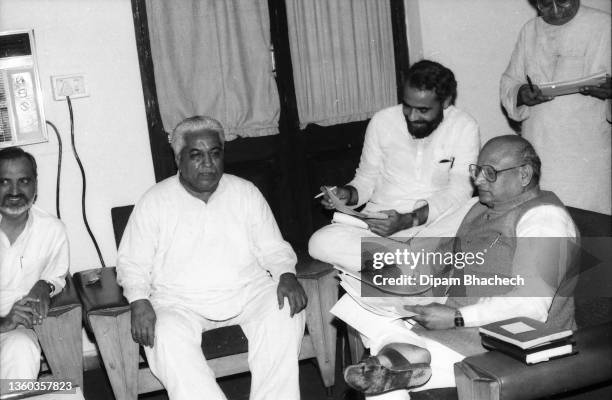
[1,0,156,272]
[405,0,611,143]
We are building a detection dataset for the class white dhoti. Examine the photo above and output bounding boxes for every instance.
[144,279,305,400]
[0,327,41,380]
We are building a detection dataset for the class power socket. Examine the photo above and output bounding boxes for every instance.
[51,74,89,100]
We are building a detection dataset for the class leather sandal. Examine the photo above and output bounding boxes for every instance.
[344,342,432,395]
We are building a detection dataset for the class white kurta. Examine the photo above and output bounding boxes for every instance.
[309,105,480,271]
[0,206,70,380]
[501,6,612,215]
[349,104,480,220]
[116,174,304,400]
[117,173,297,320]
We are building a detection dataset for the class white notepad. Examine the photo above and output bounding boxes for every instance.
[539,71,607,98]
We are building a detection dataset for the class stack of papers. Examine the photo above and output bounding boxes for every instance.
[334,266,447,320]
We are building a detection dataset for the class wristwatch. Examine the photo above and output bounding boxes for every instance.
[454,309,464,328]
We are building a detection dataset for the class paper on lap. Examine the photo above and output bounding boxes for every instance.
[332,212,369,229]
[331,294,426,348]
[336,272,448,319]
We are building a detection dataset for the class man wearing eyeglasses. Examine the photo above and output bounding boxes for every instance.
[0,147,69,381]
[501,0,611,215]
[336,136,578,398]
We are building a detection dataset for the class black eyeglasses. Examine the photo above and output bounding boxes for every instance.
[469,164,526,182]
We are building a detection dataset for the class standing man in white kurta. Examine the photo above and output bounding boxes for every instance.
[501,0,611,214]
[309,60,480,271]
[0,147,69,380]
[116,116,307,400]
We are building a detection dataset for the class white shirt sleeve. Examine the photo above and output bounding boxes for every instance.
[39,223,70,297]
[116,196,158,303]
[422,118,480,222]
[500,23,532,122]
[247,183,297,280]
[348,116,385,207]
[460,204,577,327]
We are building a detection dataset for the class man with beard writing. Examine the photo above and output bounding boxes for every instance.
[309,60,480,271]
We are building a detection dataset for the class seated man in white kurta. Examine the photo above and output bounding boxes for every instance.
[116,116,307,400]
[0,147,69,381]
[309,60,480,272]
[336,136,578,399]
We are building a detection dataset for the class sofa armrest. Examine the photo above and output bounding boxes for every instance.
[73,267,130,317]
[454,322,612,400]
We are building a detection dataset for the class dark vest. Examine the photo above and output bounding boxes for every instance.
[417,189,577,357]
[447,189,576,330]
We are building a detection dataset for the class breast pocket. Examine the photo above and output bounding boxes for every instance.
[431,159,452,187]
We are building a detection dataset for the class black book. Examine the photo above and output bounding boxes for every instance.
[481,334,577,365]
[478,316,573,349]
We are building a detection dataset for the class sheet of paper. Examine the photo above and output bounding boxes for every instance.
[331,294,426,351]
[539,71,607,97]
[336,273,448,319]
[324,187,388,219]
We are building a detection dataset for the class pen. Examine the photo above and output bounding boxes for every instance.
[314,186,337,199]
[489,234,501,248]
[526,75,535,93]
[439,157,455,168]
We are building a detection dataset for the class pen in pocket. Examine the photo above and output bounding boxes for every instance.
[489,234,501,248]
[439,157,455,168]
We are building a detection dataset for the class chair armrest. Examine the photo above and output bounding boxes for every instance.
[48,275,81,317]
[295,249,335,280]
[73,267,130,316]
[454,323,612,400]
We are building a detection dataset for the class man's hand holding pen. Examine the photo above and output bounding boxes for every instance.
[316,185,357,210]
[517,76,554,107]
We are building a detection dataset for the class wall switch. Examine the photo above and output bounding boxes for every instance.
[51,74,89,100]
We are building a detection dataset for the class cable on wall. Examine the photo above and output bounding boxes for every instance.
[45,121,62,220]
[66,96,106,268]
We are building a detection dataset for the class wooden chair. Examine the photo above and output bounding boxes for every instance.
[72,206,338,400]
[0,276,84,399]
[34,275,83,389]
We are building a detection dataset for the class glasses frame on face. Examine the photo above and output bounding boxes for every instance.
[469,164,526,183]
[537,0,574,11]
